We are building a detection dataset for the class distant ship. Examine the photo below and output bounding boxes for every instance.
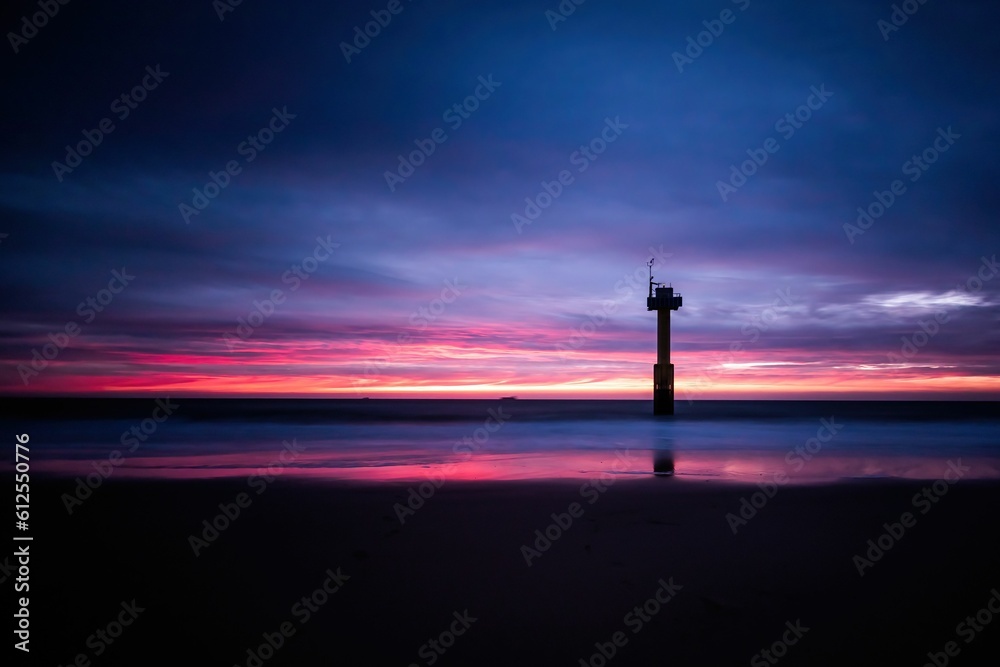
[500,396,517,400]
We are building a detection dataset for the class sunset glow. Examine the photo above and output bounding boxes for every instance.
[2,1,997,400]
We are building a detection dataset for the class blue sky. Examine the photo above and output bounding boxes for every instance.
[2,0,999,397]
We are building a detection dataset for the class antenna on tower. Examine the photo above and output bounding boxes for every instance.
[648,257,666,298]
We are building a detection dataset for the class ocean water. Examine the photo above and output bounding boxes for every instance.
[5,399,1000,483]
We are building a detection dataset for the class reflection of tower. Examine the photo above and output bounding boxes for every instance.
[646,258,683,416]
[653,450,675,476]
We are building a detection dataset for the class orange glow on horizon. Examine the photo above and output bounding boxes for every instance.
[9,370,1000,399]
[4,333,998,399]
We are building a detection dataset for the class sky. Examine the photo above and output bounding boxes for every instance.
[1,0,999,399]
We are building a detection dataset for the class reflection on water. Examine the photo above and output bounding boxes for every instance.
[13,403,1000,484]
[653,449,675,477]
[29,445,1000,484]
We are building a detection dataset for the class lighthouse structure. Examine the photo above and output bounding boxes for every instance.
[646,258,683,416]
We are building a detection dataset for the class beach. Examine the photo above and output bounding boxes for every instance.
[26,474,1000,666]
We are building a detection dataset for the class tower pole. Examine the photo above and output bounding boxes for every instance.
[647,259,681,416]
[653,305,675,416]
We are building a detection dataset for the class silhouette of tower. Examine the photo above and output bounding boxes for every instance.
[646,258,682,416]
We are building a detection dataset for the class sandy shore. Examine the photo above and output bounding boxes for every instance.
[25,477,1000,666]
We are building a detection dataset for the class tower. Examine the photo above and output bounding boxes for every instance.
[646,259,682,415]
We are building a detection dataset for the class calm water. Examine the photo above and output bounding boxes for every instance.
[5,399,1000,483]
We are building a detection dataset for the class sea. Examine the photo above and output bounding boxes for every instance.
[4,398,1000,484]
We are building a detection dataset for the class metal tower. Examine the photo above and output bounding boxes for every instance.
[646,258,682,416]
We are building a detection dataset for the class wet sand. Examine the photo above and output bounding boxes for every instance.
[27,477,1000,666]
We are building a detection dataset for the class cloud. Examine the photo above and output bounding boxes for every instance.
[1,0,998,397]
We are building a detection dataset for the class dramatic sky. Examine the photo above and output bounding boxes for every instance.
[2,0,998,398]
